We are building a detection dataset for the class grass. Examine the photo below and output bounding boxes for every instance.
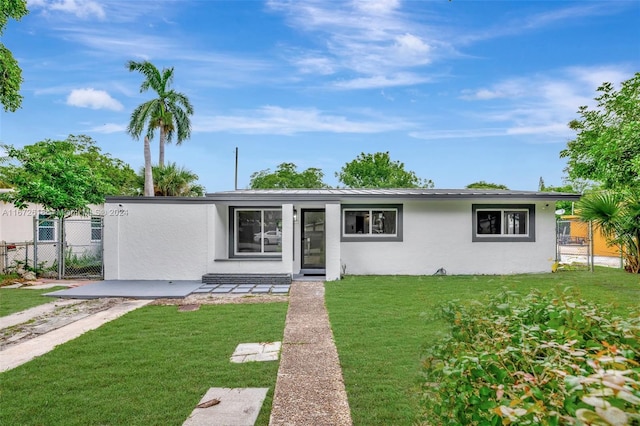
[0,302,288,425]
[325,268,640,425]
[0,286,66,317]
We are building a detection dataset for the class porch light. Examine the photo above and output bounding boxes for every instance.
[293,208,298,222]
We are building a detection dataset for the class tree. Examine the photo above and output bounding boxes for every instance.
[336,152,434,188]
[0,0,29,112]
[0,136,137,217]
[465,181,509,190]
[577,189,640,273]
[136,162,205,196]
[126,60,194,168]
[250,162,329,189]
[560,73,640,190]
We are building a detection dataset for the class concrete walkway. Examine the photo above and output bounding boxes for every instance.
[0,299,151,372]
[269,281,352,425]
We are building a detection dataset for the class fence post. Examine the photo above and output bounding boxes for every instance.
[588,221,594,272]
[58,217,63,280]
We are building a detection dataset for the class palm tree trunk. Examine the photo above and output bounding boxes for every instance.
[159,128,166,168]
[144,136,154,197]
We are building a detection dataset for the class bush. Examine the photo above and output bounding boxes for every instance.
[420,289,640,425]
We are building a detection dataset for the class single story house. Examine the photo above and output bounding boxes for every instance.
[103,189,581,282]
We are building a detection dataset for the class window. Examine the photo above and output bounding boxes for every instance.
[342,205,403,242]
[91,216,102,241]
[231,208,282,257]
[472,204,535,242]
[38,214,56,242]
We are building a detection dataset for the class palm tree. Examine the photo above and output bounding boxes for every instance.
[126,60,194,168]
[578,189,640,273]
[136,163,205,197]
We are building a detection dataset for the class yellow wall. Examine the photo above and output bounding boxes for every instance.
[561,215,621,257]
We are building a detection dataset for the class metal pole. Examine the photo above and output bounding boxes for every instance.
[58,217,63,280]
[33,216,38,273]
[589,221,594,272]
[235,147,238,190]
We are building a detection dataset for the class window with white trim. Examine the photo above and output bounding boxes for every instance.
[472,204,535,242]
[91,216,102,241]
[231,208,282,256]
[38,214,56,242]
[341,205,403,241]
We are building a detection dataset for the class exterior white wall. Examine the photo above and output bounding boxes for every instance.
[0,202,37,242]
[325,202,342,281]
[340,200,557,276]
[104,201,210,280]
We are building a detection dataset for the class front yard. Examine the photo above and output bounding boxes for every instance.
[0,302,288,425]
[325,269,640,425]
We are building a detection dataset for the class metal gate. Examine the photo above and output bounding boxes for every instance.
[556,218,592,269]
[33,216,103,279]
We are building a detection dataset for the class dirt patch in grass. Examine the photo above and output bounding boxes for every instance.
[0,298,127,350]
[152,294,288,306]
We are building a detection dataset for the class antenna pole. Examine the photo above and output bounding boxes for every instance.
[234,147,238,190]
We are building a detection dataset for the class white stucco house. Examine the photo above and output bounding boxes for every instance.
[103,189,581,282]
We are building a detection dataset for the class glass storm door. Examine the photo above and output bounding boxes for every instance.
[301,209,325,271]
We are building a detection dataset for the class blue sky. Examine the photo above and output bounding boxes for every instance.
[1,0,639,192]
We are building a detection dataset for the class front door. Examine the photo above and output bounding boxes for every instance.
[301,209,325,272]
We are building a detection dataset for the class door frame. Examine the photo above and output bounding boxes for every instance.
[300,208,326,273]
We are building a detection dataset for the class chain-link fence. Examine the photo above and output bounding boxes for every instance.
[0,242,34,274]
[556,218,623,269]
[1,216,103,279]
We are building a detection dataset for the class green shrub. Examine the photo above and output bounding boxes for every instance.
[420,289,640,425]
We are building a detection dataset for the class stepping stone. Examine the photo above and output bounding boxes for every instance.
[231,288,251,294]
[192,288,212,294]
[230,342,282,363]
[271,287,290,294]
[211,288,232,293]
[251,287,270,294]
[183,387,268,426]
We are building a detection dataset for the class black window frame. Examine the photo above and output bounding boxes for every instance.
[341,204,403,242]
[90,216,103,242]
[37,214,56,242]
[228,206,283,258]
[472,204,535,242]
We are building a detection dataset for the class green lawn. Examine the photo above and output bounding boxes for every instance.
[325,269,640,425]
[0,286,66,317]
[0,302,288,425]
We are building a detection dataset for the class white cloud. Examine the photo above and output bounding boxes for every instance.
[29,0,106,19]
[332,72,431,90]
[90,123,126,134]
[268,0,445,85]
[193,106,411,135]
[66,88,123,111]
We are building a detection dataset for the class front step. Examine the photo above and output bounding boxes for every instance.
[201,273,292,286]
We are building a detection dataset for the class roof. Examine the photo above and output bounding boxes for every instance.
[107,188,581,204]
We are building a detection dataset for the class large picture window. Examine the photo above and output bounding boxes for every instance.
[342,205,403,242]
[472,204,535,242]
[231,208,282,256]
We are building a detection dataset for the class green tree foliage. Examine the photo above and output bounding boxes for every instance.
[560,73,640,190]
[126,60,194,167]
[249,162,328,189]
[0,135,137,217]
[578,189,640,273]
[538,177,580,214]
[0,0,29,112]
[336,152,434,188]
[136,162,205,196]
[465,181,509,190]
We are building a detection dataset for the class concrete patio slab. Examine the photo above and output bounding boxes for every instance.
[183,387,269,426]
[45,280,203,299]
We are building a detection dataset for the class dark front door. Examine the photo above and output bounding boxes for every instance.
[301,209,325,272]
